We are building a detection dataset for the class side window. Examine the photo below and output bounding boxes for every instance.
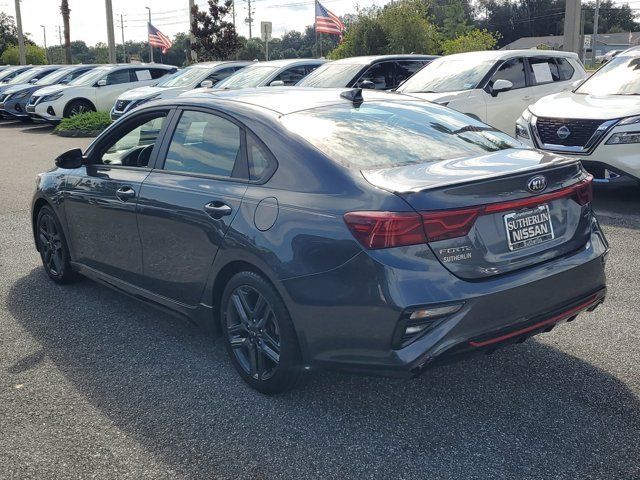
[272,66,308,86]
[395,61,428,86]
[131,69,153,82]
[247,133,275,181]
[358,62,396,90]
[164,110,241,178]
[97,114,167,167]
[150,68,171,79]
[305,64,321,75]
[33,69,55,81]
[64,68,90,83]
[556,58,575,81]
[207,67,237,85]
[489,58,526,89]
[106,69,132,85]
[528,57,560,84]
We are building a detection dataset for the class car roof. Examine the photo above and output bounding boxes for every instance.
[189,61,253,68]
[249,58,327,67]
[173,86,412,116]
[327,54,438,65]
[440,49,579,61]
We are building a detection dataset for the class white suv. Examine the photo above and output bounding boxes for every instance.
[516,47,640,186]
[397,50,586,134]
[28,64,177,123]
[110,61,252,120]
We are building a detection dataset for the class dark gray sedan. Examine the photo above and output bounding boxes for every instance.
[32,88,608,393]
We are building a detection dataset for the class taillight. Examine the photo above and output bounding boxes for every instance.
[345,176,593,249]
[343,211,426,249]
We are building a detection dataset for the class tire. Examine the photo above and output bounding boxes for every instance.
[35,206,78,284]
[64,99,95,118]
[220,271,303,394]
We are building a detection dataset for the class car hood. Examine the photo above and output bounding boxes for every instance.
[33,84,75,96]
[529,90,640,120]
[3,83,36,94]
[361,148,572,193]
[399,90,471,104]
[118,85,181,101]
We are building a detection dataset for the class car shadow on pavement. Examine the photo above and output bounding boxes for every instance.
[19,124,55,135]
[6,268,640,479]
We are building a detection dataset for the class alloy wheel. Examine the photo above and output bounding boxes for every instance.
[226,285,281,381]
[38,213,64,276]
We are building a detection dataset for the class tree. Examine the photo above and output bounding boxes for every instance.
[191,0,242,61]
[380,0,439,54]
[442,1,472,39]
[1,44,47,64]
[0,12,18,57]
[60,0,72,64]
[441,28,499,54]
[236,38,265,60]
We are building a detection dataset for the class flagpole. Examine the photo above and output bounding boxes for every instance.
[314,0,318,58]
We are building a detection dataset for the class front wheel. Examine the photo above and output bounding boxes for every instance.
[64,99,95,118]
[220,271,303,394]
[36,206,77,283]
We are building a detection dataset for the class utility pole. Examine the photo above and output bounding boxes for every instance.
[232,0,236,27]
[105,0,117,63]
[146,6,154,62]
[245,0,253,38]
[41,25,48,64]
[119,14,126,62]
[61,0,72,64]
[563,0,581,56]
[14,0,26,65]
[57,25,62,46]
[188,0,197,63]
[591,0,601,66]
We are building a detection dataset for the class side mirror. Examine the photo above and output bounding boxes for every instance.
[491,79,513,96]
[96,79,107,87]
[29,78,38,83]
[200,79,214,88]
[358,80,376,90]
[55,148,84,169]
[269,80,285,87]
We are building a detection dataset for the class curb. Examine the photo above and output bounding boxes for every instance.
[55,129,103,138]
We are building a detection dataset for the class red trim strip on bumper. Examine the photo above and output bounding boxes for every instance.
[468,293,599,348]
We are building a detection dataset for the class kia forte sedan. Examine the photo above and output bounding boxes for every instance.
[32,88,608,393]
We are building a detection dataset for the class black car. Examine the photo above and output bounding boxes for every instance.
[32,88,607,393]
[296,54,438,90]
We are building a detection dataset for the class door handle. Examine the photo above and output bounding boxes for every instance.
[115,185,136,202]
[204,201,232,219]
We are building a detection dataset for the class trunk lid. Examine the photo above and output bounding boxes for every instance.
[361,149,592,279]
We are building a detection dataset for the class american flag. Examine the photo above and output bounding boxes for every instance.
[315,1,345,37]
[148,23,173,54]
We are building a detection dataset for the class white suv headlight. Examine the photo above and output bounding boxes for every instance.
[618,115,640,126]
[605,131,640,145]
[12,90,29,99]
[41,91,63,102]
[515,109,533,139]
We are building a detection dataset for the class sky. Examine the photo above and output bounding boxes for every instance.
[1,0,389,48]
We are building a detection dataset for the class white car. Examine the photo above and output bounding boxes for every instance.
[110,61,252,120]
[516,47,640,186]
[396,50,586,134]
[185,58,326,96]
[27,64,177,123]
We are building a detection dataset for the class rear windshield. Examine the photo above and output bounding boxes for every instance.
[280,101,522,170]
[297,63,364,87]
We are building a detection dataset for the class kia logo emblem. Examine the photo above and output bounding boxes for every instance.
[557,125,571,140]
[527,175,548,193]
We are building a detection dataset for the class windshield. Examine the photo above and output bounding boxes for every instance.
[158,67,206,88]
[576,55,640,95]
[8,68,43,85]
[68,67,113,86]
[0,67,22,82]
[398,58,494,93]
[281,102,522,170]
[215,65,277,89]
[297,63,364,87]
[35,67,76,86]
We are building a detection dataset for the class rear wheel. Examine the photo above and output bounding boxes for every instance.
[64,99,95,118]
[36,206,77,283]
[220,271,303,394]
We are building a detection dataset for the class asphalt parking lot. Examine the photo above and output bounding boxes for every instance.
[0,120,639,480]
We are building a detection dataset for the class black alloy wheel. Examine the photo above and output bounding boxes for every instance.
[221,271,302,394]
[36,206,76,283]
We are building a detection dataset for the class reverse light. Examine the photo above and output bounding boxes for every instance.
[344,176,593,249]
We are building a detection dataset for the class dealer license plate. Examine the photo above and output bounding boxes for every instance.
[504,204,555,251]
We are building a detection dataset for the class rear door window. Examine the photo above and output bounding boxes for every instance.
[107,69,132,85]
[207,67,237,85]
[489,58,527,89]
[150,68,173,79]
[528,57,561,84]
[163,110,242,177]
[396,60,428,85]
[272,66,308,85]
[247,133,276,181]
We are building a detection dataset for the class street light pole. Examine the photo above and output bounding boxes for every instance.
[146,6,154,63]
[41,25,48,64]
[14,0,26,65]
[591,0,601,66]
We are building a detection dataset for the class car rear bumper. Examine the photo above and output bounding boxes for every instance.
[282,215,608,377]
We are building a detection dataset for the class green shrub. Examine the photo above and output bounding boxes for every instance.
[54,111,112,136]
